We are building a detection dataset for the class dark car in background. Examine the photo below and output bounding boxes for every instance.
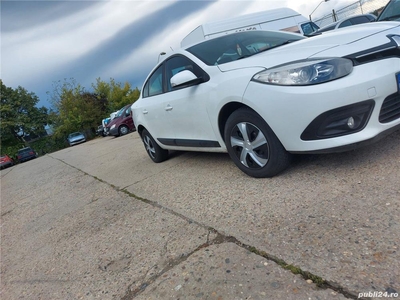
[67,132,86,146]
[310,14,377,35]
[377,0,400,21]
[0,155,14,169]
[107,104,136,137]
[17,147,37,163]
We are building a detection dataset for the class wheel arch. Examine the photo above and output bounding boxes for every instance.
[136,125,145,138]
[218,102,287,151]
[218,102,254,142]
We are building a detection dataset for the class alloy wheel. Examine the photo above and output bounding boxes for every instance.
[230,122,269,169]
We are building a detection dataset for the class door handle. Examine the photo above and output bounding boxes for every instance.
[165,105,173,111]
[142,109,148,114]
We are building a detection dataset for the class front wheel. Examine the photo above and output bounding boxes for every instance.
[224,108,291,178]
[119,125,129,136]
[141,129,169,163]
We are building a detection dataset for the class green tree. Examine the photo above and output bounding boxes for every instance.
[0,80,49,154]
[49,78,107,139]
[92,78,140,113]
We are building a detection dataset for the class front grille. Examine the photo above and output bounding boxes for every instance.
[379,93,400,123]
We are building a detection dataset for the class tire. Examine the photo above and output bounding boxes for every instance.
[119,125,129,136]
[224,108,291,178]
[141,129,169,163]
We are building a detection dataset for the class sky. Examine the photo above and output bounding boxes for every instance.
[1,0,356,109]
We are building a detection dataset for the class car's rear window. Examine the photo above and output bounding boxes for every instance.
[69,132,82,137]
[18,148,33,154]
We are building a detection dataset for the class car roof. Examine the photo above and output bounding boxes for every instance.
[316,14,377,32]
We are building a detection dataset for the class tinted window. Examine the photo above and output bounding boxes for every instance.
[187,31,304,66]
[18,148,33,154]
[338,20,352,28]
[143,65,163,98]
[377,0,400,21]
[350,16,370,24]
[301,22,319,35]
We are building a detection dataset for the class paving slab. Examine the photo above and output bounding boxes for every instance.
[2,130,399,299]
[134,242,346,300]
[1,156,211,299]
[123,131,400,297]
[1,148,346,300]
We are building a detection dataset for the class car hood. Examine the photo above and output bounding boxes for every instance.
[69,135,84,141]
[217,22,400,71]
[107,117,120,128]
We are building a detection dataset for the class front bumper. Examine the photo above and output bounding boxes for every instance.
[18,155,36,163]
[69,139,86,146]
[0,162,13,169]
[109,127,119,136]
[243,57,400,153]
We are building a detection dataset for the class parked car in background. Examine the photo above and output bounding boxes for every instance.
[0,155,14,169]
[96,125,106,137]
[181,7,319,47]
[310,14,376,35]
[132,23,400,178]
[377,0,400,21]
[107,104,136,137]
[17,147,37,163]
[67,132,86,146]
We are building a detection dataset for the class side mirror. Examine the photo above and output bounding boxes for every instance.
[170,70,202,88]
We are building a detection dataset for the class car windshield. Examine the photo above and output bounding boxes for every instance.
[377,0,400,21]
[69,132,82,137]
[186,30,305,66]
[116,107,127,118]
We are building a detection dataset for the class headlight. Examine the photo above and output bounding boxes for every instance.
[252,58,353,86]
[110,124,116,130]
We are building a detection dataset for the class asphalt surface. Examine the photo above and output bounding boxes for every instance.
[1,130,399,300]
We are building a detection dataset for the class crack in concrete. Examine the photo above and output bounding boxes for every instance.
[50,156,360,300]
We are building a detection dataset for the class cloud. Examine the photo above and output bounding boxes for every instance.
[1,0,364,108]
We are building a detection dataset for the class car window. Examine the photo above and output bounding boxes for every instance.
[338,20,352,28]
[116,109,124,118]
[377,0,400,21]
[187,31,304,66]
[301,22,319,35]
[165,55,204,92]
[350,16,370,24]
[18,148,33,154]
[69,132,81,137]
[143,65,163,97]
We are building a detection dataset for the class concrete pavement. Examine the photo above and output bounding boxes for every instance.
[1,130,399,299]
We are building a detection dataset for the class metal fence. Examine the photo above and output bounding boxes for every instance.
[313,0,390,27]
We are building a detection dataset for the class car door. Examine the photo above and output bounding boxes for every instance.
[161,55,220,148]
[138,65,176,141]
[123,106,134,130]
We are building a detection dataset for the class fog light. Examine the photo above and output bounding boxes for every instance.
[301,100,374,140]
[347,117,355,129]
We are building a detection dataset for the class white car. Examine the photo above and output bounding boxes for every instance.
[67,132,86,147]
[132,22,400,178]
